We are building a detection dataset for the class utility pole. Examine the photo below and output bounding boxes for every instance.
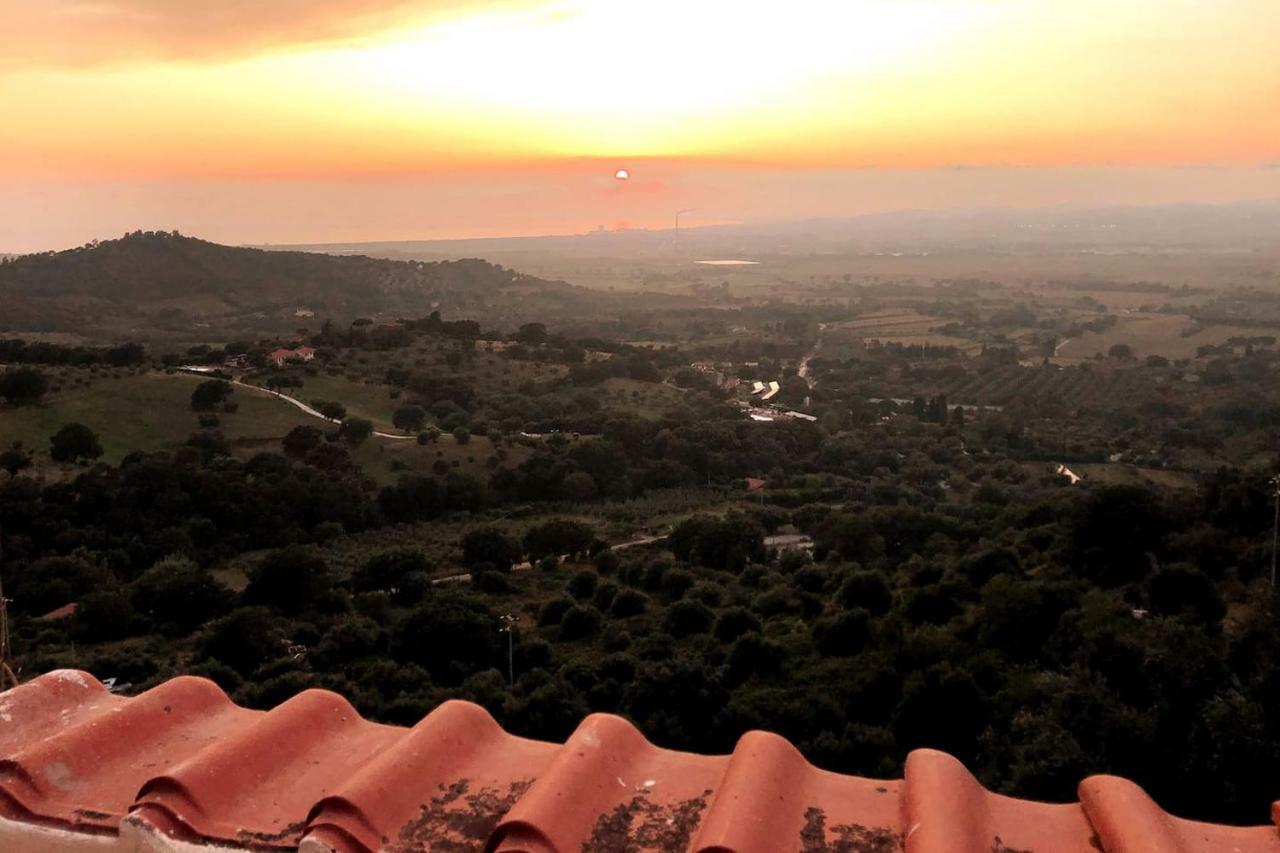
[498,613,520,686]
[1270,476,1280,587]
[674,209,696,249]
[0,524,17,691]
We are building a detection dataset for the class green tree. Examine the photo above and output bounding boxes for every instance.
[461,525,521,571]
[49,423,103,463]
[353,549,431,604]
[198,606,284,677]
[244,546,333,614]
[339,417,374,446]
[393,404,427,433]
[190,379,232,411]
[517,322,548,345]
[524,519,596,562]
[132,555,233,635]
[0,367,49,406]
[0,443,33,476]
[281,425,323,458]
[315,400,347,420]
[392,590,497,685]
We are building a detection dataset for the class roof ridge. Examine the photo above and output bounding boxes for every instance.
[3,670,1280,852]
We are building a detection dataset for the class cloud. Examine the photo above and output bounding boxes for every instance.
[2,1,486,69]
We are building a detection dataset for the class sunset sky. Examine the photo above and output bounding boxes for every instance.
[2,0,1278,251]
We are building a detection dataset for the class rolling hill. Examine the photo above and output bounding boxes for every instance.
[0,231,581,341]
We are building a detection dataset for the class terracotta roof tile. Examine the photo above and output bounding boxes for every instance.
[2,670,1280,852]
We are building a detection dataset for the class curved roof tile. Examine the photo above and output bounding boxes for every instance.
[2,670,1280,852]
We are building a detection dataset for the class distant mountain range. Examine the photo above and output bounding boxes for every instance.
[0,231,585,340]
[274,201,1280,260]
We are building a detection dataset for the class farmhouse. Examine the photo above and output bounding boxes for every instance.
[269,345,316,366]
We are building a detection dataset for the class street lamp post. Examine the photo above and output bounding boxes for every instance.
[1270,476,1280,587]
[498,613,520,686]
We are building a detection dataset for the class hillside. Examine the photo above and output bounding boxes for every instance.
[0,231,579,340]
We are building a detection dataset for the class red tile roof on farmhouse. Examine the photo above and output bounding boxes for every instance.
[2,671,1279,853]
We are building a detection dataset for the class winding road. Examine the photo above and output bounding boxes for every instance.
[431,534,669,586]
[228,378,416,440]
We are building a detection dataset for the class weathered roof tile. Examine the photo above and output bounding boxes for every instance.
[2,670,1280,852]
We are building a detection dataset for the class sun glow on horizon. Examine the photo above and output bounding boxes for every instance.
[0,0,1277,182]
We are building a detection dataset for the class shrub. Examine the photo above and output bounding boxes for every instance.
[538,596,575,627]
[609,589,649,617]
[725,633,784,685]
[559,605,603,640]
[461,526,521,571]
[713,606,763,643]
[837,571,893,616]
[812,608,872,657]
[49,423,103,463]
[567,570,598,601]
[663,599,714,638]
[244,546,332,614]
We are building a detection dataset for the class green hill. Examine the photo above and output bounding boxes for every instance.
[0,231,578,340]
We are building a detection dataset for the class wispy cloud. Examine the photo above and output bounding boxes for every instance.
[2,1,484,69]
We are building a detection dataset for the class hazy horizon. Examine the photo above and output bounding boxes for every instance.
[4,1,1279,253]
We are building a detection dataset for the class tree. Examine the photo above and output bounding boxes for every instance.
[560,605,603,640]
[610,589,649,617]
[353,549,431,604]
[0,367,49,406]
[132,555,232,635]
[391,590,497,685]
[49,423,103,463]
[314,400,347,420]
[669,514,764,570]
[812,608,872,657]
[664,599,714,638]
[0,443,32,476]
[244,546,333,614]
[713,607,763,643]
[190,379,232,411]
[198,607,284,677]
[524,519,596,562]
[561,471,598,501]
[379,474,445,523]
[453,426,471,445]
[282,425,323,458]
[393,404,427,433]
[461,526,521,571]
[339,417,374,446]
[837,571,893,616]
[517,322,548,345]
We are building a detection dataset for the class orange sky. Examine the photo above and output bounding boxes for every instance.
[2,0,1279,250]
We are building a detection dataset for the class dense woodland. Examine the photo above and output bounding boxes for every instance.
[5,237,1280,827]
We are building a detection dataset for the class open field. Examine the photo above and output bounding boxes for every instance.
[0,370,523,485]
[350,432,527,487]
[830,311,980,352]
[1055,314,1274,362]
[1055,313,1196,360]
[596,377,688,417]
[0,372,316,464]
[1073,463,1198,491]
[278,372,403,432]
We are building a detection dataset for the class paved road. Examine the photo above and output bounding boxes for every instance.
[228,378,415,440]
[798,334,822,388]
[431,533,669,586]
